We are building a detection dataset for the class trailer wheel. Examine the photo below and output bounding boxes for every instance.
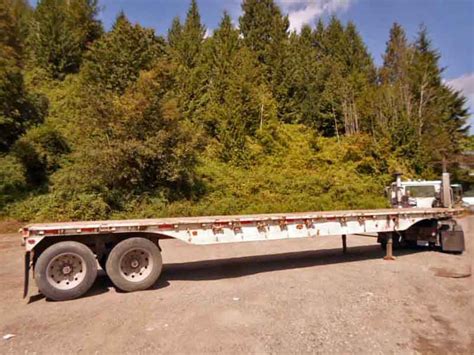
[34,241,98,301]
[106,238,162,292]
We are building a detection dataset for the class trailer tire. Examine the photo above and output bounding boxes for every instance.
[106,237,162,292]
[35,241,98,301]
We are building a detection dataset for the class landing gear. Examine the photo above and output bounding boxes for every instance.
[378,232,400,260]
[383,234,396,261]
[379,232,403,251]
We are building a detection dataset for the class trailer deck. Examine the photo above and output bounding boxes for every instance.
[22,207,462,250]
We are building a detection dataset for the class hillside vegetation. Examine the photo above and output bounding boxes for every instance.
[0,0,471,222]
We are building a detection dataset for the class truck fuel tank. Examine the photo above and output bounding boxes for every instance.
[440,224,465,252]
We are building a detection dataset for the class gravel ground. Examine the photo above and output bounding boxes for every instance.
[0,215,472,354]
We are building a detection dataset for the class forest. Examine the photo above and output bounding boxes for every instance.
[0,0,471,222]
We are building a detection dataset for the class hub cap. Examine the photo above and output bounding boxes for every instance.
[46,253,87,290]
[119,248,153,282]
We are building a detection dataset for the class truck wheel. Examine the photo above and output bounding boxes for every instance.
[34,241,98,301]
[106,237,162,292]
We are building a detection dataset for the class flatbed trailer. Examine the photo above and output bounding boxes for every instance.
[20,207,465,301]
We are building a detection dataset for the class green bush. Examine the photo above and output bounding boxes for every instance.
[0,154,27,209]
[7,124,396,221]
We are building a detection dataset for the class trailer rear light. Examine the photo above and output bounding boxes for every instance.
[45,229,59,235]
[81,228,96,233]
[158,224,174,230]
[240,221,254,226]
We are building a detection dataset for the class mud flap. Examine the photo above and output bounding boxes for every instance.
[23,252,30,298]
[440,225,465,253]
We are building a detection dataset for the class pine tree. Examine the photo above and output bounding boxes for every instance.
[169,0,205,69]
[239,0,288,65]
[286,24,321,125]
[10,0,32,49]
[210,11,239,72]
[373,23,417,161]
[82,12,164,94]
[373,23,469,174]
[321,16,346,59]
[217,46,276,162]
[410,25,442,136]
[410,26,469,171]
[202,12,276,162]
[314,19,325,51]
[239,0,291,121]
[201,11,240,133]
[380,23,410,84]
[170,0,207,122]
[28,0,102,79]
[167,16,182,49]
[182,0,205,67]
[314,18,348,136]
[0,0,31,65]
[341,21,376,134]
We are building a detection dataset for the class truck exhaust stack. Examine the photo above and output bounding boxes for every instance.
[441,172,453,208]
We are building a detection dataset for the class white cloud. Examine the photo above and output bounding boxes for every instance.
[447,73,474,132]
[277,0,353,32]
[204,28,213,38]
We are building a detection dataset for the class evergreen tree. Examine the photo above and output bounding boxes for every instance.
[239,0,291,121]
[410,25,443,137]
[10,0,32,49]
[168,0,205,69]
[239,0,288,65]
[312,17,346,136]
[202,12,276,162]
[216,46,277,162]
[373,23,469,174]
[201,11,240,133]
[82,12,164,94]
[410,26,469,170]
[209,11,239,71]
[314,17,376,136]
[286,25,321,126]
[373,23,418,161]
[380,22,410,85]
[170,0,207,122]
[0,0,31,64]
[28,0,102,78]
[167,16,182,49]
[341,21,376,134]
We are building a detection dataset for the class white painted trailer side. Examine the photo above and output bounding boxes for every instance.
[22,208,460,250]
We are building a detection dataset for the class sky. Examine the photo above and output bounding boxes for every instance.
[35,0,474,132]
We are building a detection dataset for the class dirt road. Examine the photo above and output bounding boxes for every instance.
[1,216,473,354]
